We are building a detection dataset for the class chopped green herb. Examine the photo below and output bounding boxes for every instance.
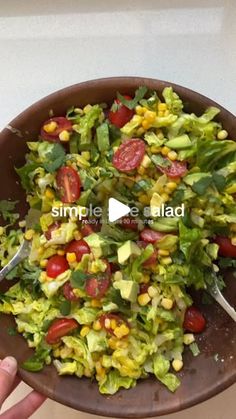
[60,300,72,316]
[117,86,148,110]
[43,143,66,173]
[0,200,19,223]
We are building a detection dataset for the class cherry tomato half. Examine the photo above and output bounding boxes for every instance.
[99,313,128,335]
[140,228,166,244]
[214,237,236,258]
[65,239,90,262]
[45,318,79,345]
[112,138,146,172]
[183,306,206,333]
[45,221,61,241]
[63,281,80,301]
[118,216,138,231]
[56,166,81,203]
[41,117,72,142]
[108,95,134,128]
[46,255,69,279]
[157,159,187,179]
[85,260,111,299]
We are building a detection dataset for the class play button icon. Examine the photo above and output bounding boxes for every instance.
[108,198,130,222]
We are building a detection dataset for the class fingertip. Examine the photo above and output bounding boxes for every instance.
[0,356,17,376]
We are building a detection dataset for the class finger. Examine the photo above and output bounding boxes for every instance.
[0,390,46,419]
[0,357,17,406]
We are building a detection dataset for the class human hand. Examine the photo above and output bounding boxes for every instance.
[0,356,46,418]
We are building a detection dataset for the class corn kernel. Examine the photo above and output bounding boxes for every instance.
[110,319,117,330]
[140,274,150,284]
[66,252,77,263]
[45,188,55,199]
[144,110,156,123]
[39,271,47,282]
[231,236,236,246]
[73,231,82,240]
[136,127,145,136]
[148,286,158,298]
[156,129,164,139]
[40,259,48,268]
[230,223,236,233]
[81,151,90,161]
[59,130,70,142]
[93,320,102,331]
[142,119,151,130]
[158,110,165,117]
[135,105,145,115]
[183,333,195,345]
[150,145,162,154]
[24,229,34,241]
[0,227,4,236]
[161,146,171,156]
[138,293,151,306]
[84,368,92,377]
[161,192,169,202]
[80,326,90,337]
[43,121,58,133]
[158,103,167,111]
[164,110,170,116]
[38,246,44,255]
[91,299,102,308]
[132,115,143,124]
[108,337,117,350]
[57,249,65,256]
[104,318,111,329]
[217,129,228,140]
[83,104,92,114]
[167,150,178,161]
[161,256,172,265]
[166,181,177,191]
[113,324,130,338]
[161,297,173,310]
[172,359,183,372]
[137,166,146,175]
[19,220,26,228]
[138,193,150,205]
[158,249,170,256]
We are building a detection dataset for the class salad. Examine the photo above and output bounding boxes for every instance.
[0,86,236,395]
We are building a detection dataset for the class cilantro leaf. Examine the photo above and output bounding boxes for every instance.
[43,143,66,173]
[60,300,72,316]
[218,257,236,269]
[70,270,89,289]
[0,200,19,223]
[192,176,212,195]
[15,163,39,191]
[22,344,51,372]
[117,86,148,110]
[212,172,226,192]
[7,327,18,336]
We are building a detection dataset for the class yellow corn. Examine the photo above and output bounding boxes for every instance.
[91,299,102,308]
[45,188,55,199]
[59,130,70,142]
[161,146,171,156]
[80,326,90,337]
[161,256,172,265]
[183,333,195,345]
[158,249,170,256]
[142,119,151,130]
[66,252,77,263]
[148,286,158,298]
[95,361,104,375]
[84,368,92,377]
[138,293,151,306]
[38,246,44,255]
[161,297,173,310]
[18,220,26,228]
[217,129,228,140]
[166,181,177,191]
[43,121,57,133]
[158,111,165,117]
[113,324,130,338]
[135,105,145,115]
[39,271,47,282]
[81,151,90,161]
[138,193,150,205]
[230,223,236,233]
[144,110,156,123]
[161,192,169,202]
[104,318,111,329]
[57,249,65,256]
[158,103,167,111]
[167,150,178,161]
[24,229,34,241]
[172,359,183,372]
[140,274,150,284]
[164,110,170,116]
[83,104,92,114]
[110,319,117,330]
[40,259,48,268]
[137,166,146,175]
[231,236,236,246]
[108,337,118,350]
[156,129,164,139]
[73,231,82,240]
[150,145,162,154]
[136,127,145,136]
[93,320,102,331]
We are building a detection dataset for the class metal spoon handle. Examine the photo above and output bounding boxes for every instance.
[0,240,30,282]
[208,283,236,322]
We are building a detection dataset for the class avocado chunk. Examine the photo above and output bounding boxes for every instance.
[84,233,104,258]
[150,192,165,217]
[117,240,141,264]
[165,134,192,149]
[183,172,210,186]
[114,280,139,303]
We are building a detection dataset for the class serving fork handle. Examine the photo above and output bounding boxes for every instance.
[208,281,236,322]
[0,240,30,282]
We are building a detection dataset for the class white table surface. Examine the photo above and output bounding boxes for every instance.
[0,0,235,418]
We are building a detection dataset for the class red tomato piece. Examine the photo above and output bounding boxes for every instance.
[45,221,61,241]
[45,318,79,344]
[140,228,166,244]
[41,117,72,142]
[65,239,90,262]
[99,313,128,335]
[108,95,134,128]
[118,216,138,230]
[214,237,236,258]
[85,260,111,299]
[56,166,81,203]
[46,255,69,279]
[138,240,158,267]
[157,159,187,178]
[112,138,146,172]
[81,224,94,237]
[63,281,80,301]
[139,283,149,295]
[183,306,206,333]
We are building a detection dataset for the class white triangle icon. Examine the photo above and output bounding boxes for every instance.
[108,198,130,222]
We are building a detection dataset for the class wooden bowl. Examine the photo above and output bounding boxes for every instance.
[0,77,235,418]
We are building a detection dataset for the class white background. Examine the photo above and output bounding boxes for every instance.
[0,0,235,418]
